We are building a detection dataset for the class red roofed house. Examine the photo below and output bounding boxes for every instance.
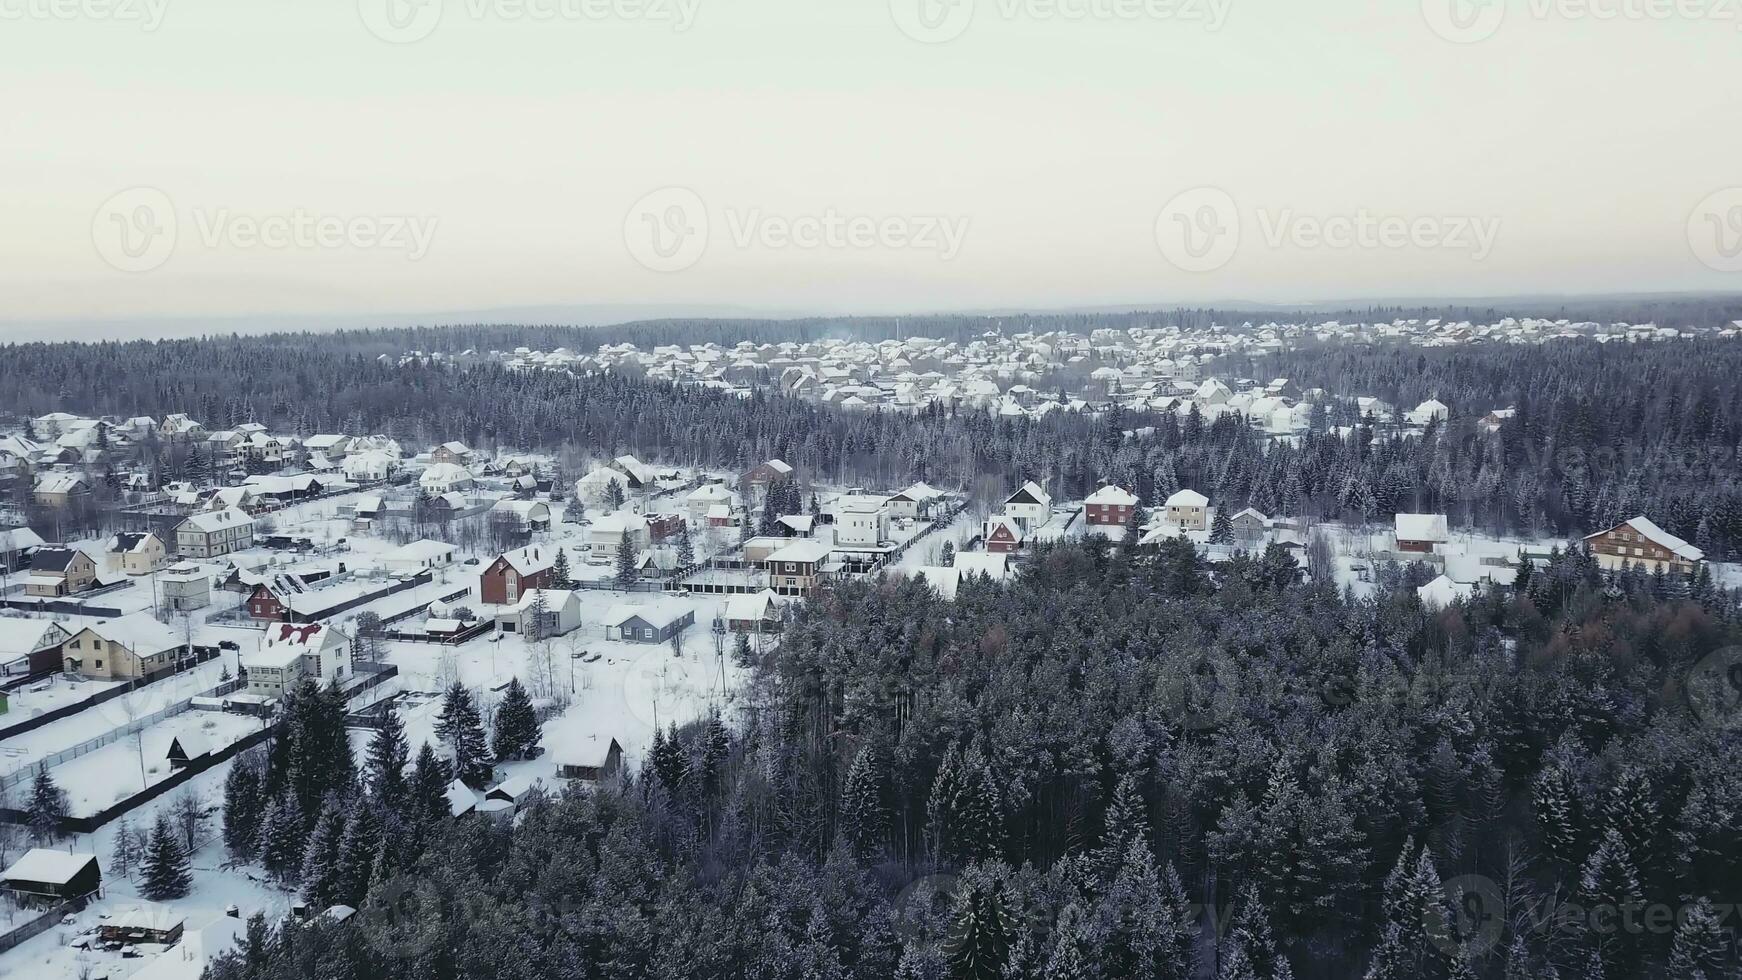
[481,545,559,605]
[241,622,352,698]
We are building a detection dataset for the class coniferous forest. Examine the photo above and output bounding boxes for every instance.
[203,535,1742,980]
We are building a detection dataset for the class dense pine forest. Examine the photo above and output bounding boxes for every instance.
[201,536,1742,979]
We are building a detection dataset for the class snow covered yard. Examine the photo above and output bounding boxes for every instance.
[43,711,266,818]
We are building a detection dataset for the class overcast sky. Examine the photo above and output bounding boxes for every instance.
[2,0,1739,329]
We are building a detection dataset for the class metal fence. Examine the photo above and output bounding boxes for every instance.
[0,675,244,792]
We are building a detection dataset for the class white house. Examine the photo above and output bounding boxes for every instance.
[685,483,740,525]
[342,450,397,483]
[175,508,255,559]
[1405,399,1449,427]
[834,495,891,548]
[420,463,474,495]
[588,511,652,561]
[496,588,582,637]
[381,539,458,573]
[242,621,352,698]
[576,467,632,506]
[1163,489,1209,530]
[1003,482,1052,532]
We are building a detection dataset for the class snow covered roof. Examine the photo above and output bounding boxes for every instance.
[909,566,962,600]
[1395,513,1449,543]
[767,541,831,564]
[75,614,183,654]
[1417,574,1475,610]
[444,780,479,817]
[181,508,253,534]
[604,598,691,630]
[496,545,559,577]
[1085,485,1139,506]
[1586,516,1704,561]
[952,552,1009,579]
[1,848,97,885]
[1164,489,1208,508]
[725,589,781,622]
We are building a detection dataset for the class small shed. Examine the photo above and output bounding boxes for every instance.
[101,903,186,945]
[555,737,624,783]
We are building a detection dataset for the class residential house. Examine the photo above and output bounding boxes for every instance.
[480,545,559,605]
[0,620,71,679]
[603,599,695,643]
[101,904,186,946]
[741,459,795,500]
[301,434,353,458]
[380,539,458,574]
[419,463,474,496]
[25,547,97,597]
[835,495,890,548]
[764,540,832,591]
[576,466,633,506]
[886,482,944,521]
[724,589,783,633]
[105,532,167,575]
[1395,514,1450,554]
[1583,516,1705,575]
[1163,489,1209,530]
[775,514,816,538]
[1418,574,1476,610]
[342,450,397,483]
[984,517,1025,554]
[1003,482,1052,532]
[62,614,187,680]
[609,455,657,490]
[685,483,740,525]
[32,471,90,508]
[1230,508,1271,544]
[495,588,582,637]
[491,499,552,531]
[555,736,623,782]
[431,441,473,465]
[0,526,45,573]
[588,512,651,562]
[159,563,211,612]
[175,508,255,558]
[242,622,352,698]
[1083,485,1139,528]
[1405,399,1450,427]
[953,552,1010,580]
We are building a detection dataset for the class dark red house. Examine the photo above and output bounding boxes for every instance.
[481,545,559,605]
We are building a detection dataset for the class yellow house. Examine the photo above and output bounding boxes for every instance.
[62,614,186,680]
[105,532,167,576]
[25,548,97,598]
[1163,489,1209,531]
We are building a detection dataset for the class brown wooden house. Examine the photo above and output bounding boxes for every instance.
[1583,516,1705,575]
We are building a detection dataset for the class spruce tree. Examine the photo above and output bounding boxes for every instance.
[26,764,68,843]
[615,536,639,588]
[944,880,1012,980]
[300,802,346,907]
[676,525,695,569]
[259,792,307,885]
[335,805,382,907]
[550,547,573,589]
[839,743,889,860]
[1042,903,1090,980]
[1209,507,1234,544]
[1667,896,1726,980]
[364,708,410,814]
[436,682,492,786]
[491,677,539,761]
[410,741,450,826]
[111,815,138,878]
[141,812,192,900]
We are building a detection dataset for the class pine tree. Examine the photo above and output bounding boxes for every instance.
[733,631,753,667]
[945,880,1013,980]
[436,682,492,786]
[364,708,410,814]
[335,805,382,907]
[491,677,539,761]
[839,743,889,860]
[1209,506,1234,544]
[676,525,695,569]
[1095,773,1149,878]
[140,813,192,900]
[615,535,639,588]
[947,752,1003,863]
[1667,897,1726,980]
[550,547,573,589]
[1042,903,1090,980]
[259,792,306,885]
[524,589,549,643]
[111,815,139,878]
[941,541,956,566]
[410,741,449,827]
[649,723,689,793]
[26,765,67,843]
[300,802,346,908]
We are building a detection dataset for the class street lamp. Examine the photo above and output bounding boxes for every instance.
[569,650,587,693]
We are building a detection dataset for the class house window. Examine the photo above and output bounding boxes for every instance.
[94,660,103,669]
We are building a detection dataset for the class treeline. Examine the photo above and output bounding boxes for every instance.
[205,537,1742,979]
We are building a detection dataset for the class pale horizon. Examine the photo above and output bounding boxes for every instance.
[4,0,1740,327]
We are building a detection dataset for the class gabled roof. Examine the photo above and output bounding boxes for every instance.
[767,541,831,564]
[604,598,691,630]
[725,589,781,622]
[1005,481,1051,507]
[1,848,97,886]
[1084,485,1138,506]
[29,547,83,573]
[180,508,254,534]
[1164,489,1208,508]
[985,516,1025,542]
[1585,516,1704,561]
[494,545,558,578]
[1395,513,1449,543]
